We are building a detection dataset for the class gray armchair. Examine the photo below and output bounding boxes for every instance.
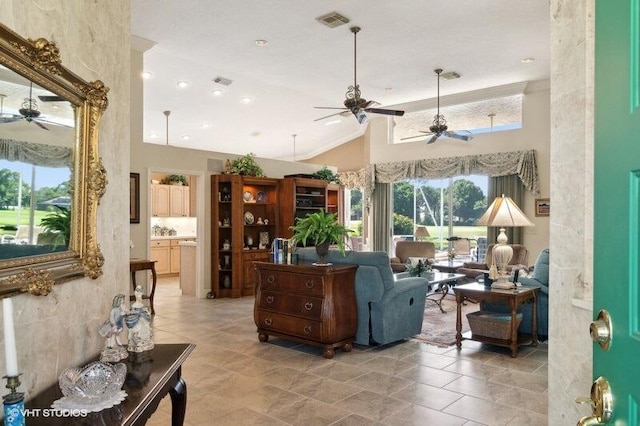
[296,248,428,346]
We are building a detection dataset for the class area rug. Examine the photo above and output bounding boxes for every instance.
[413,294,477,347]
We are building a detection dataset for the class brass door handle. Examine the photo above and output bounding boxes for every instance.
[575,376,613,425]
[590,310,612,350]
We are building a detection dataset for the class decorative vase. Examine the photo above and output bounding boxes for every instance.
[314,242,331,265]
[223,275,231,289]
[224,255,230,268]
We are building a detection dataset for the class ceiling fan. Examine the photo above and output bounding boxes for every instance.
[314,26,405,124]
[401,69,473,144]
[0,83,63,130]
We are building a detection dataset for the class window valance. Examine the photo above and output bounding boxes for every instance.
[0,138,72,168]
[338,149,539,197]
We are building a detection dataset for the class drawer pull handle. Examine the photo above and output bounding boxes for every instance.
[303,325,312,334]
[305,280,314,289]
[266,295,274,304]
[264,318,273,326]
[304,302,313,311]
[267,275,275,284]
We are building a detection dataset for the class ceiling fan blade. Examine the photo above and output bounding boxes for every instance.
[314,106,349,110]
[446,131,473,141]
[400,133,433,141]
[426,134,439,144]
[38,95,65,102]
[314,111,347,122]
[0,115,22,123]
[33,120,49,131]
[365,107,405,117]
[37,118,73,128]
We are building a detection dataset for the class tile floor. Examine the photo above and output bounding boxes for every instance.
[146,277,548,426]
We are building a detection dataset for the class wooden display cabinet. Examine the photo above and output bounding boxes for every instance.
[278,177,329,239]
[211,175,279,297]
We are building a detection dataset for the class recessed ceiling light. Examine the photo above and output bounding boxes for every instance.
[325,119,341,126]
[141,71,153,79]
[149,132,159,139]
[200,122,212,129]
[384,87,394,92]
[521,57,535,63]
[176,80,189,89]
[250,131,261,137]
[241,96,254,104]
[211,89,224,96]
[254,39,268,47]
[181,135,191,140]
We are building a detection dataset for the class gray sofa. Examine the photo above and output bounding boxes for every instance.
[296,248,428,346]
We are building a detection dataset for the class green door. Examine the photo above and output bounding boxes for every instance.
[593,0,640,423]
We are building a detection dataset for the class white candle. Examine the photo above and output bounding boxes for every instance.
[3,298,18,377]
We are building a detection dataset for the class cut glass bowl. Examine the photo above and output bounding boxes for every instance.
[53,361,127,412]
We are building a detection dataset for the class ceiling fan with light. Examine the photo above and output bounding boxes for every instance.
[0,82,65,130]
[314,26,405,124]
[401,68,473,144]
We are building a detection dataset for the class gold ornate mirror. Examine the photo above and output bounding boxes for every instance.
[0,23,108,296]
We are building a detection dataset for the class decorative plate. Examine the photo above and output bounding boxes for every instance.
[256,191,266,202]
[243,191,254,202]
[244,212,255,225]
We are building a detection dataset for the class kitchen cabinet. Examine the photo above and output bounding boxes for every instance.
[151,184,190,217]
[149,239,170,275]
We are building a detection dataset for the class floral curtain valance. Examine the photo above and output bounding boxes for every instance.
[0,138,72,168]
[339,149,539,197]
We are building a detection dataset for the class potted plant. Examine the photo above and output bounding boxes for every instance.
[289,211,351,265]
[311,166,341,184]
[230,153,264,177]
[40,206,71,246]
[162,174,188,186]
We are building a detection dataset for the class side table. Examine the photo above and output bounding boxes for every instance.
[453,282,539,357]
[130,259,157,315]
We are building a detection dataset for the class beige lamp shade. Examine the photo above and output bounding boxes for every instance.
[414,225,430,240]
[477,195,534,287]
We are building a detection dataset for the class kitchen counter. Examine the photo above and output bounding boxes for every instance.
[150,235,196,240]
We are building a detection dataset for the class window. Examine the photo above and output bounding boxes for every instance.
[345,188,365,251]
[392,175,488,260]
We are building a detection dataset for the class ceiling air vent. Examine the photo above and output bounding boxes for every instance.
[315,12,350,28]
[213,76,233,86]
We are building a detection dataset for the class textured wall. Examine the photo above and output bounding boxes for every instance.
[0,1,131,398]
[549,0,595,423]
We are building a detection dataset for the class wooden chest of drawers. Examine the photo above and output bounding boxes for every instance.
[253,262,358,359]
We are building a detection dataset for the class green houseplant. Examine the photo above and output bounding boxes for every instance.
[311,166,341,184]
[289,211,351,264]
[162,174,188,186]
[40,206,71,246]
[230,153,264,177]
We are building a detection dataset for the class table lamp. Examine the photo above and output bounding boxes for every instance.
[414,226,430,241]
[476,194,534,288]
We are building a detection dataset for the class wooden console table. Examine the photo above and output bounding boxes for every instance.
[253,261,357,359]
[130,259,157,315]
[453,283,539,357]
[25,343,195,425]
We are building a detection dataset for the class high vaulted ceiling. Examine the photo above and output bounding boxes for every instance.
[131,1,550,161]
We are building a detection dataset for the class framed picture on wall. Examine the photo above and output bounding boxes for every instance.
[535,198,550,217]
[130,173,140,223]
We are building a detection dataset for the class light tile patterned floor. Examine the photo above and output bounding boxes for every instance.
[146,278,548,426]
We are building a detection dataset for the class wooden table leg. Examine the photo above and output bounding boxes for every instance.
[510,298,518,358]
[169,376,187,426]
[455,292,463,350]
[148,263,157,315]
[531,292,539,346]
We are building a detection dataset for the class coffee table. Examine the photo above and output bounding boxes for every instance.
[431,261,465,273]
[453,282,540,357]
[396,271,464,313]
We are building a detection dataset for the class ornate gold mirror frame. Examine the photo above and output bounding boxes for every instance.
[0,23,108,296]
